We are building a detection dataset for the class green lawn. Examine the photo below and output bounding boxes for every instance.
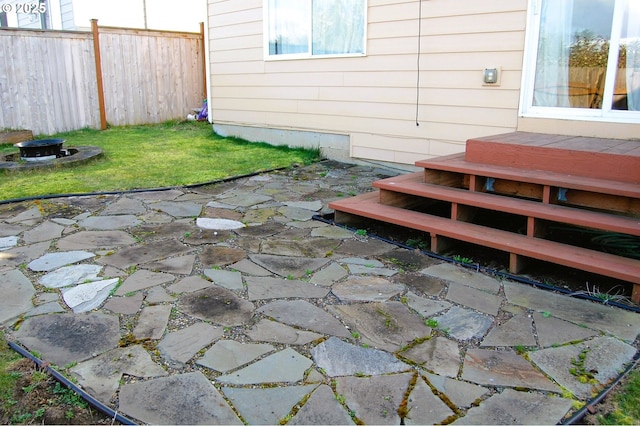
[0,121,320,201]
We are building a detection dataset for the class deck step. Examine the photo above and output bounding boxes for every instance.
[372,172,640,237]
[465,132,640,184]
[415,153,640,215]
[329,192,640,295]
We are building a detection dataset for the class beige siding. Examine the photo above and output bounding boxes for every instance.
[209,0,527,165]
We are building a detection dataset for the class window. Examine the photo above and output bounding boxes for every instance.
[521,0,640,122]
[265,0,366,59]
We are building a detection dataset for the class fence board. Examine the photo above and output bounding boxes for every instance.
[0,25,204,135]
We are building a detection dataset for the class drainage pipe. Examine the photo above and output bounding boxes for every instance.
[7,341,136,425]
[562,352,640,424]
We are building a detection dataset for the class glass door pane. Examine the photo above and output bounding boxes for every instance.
[533,0,615,109]
[612,0,640,110]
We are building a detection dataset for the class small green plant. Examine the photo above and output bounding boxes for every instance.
[426,318,439,328]
[351,331,360,339]
[406,238,428,250]
[453,255,473,264]
[355,229,367,237]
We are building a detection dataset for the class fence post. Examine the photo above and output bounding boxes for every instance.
[200,22,207,102]
[91,19,107,130]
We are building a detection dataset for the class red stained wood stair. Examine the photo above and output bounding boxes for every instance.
[329,132,640,303]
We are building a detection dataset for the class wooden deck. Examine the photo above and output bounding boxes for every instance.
[330,132,640,303]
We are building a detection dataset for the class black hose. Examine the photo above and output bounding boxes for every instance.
[312,213,640,314]
[8,340,137,425]
[561,352,640,424]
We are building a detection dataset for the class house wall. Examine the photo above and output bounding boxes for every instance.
[208,0,527,167]
[207,0,638,168]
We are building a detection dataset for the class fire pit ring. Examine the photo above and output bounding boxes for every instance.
[14,139,66,161]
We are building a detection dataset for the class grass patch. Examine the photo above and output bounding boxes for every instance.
[596,367,640,424]
[0,120,320,200]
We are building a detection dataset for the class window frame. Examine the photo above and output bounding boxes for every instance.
[263,0,367,61]
[519,0,640,123]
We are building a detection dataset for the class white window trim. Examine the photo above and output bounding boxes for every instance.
[262,0,367,61]
[519,0,640,124]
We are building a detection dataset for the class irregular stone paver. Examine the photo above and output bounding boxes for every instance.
[6,206,41,223]
[312,337,410,377]
[179,286,255,326]
[0,235,18,250]
[196,217,245,230]
[504,281,640,342]
[71,345,168,402]
[158,322,223,367]
[22,221,64,243]
[246,319,323,345]
[454,388,573,425]
[39,264,103,288]
[133,305,172,340]
[257,300,351,337]
[143,254,196,274]
[404,291,452,317]
[347,264,398,276]
[56,230,137,251]
[217,348,313,384]
[79,215,140,230]
[433,306,493,341]
[246,276,330,300]
[222,384,319,425]
[528,336,637,399]
[481,315,537,347]
[278,206,316,221]
[28,250,95,272]
[310,225,354,238]
[167,276,212,294]
[332,276,404,302]
[1,241,50,269]
[103,293,144,314]
[200,246,247,267]
[204,268,244,291]
[1,269,36,324]
[14,313,120,366]
[462,348,561,393]
[101,197,146,215]
[532,311,599,348]
[145,286,175,303]
[420,263,502,294]
[405,376,456,425]
[310,262,348,286]
[400,336,461,377]
[115,269,174,295]
[119,372,242,425]
[97,239,193,269]
[330,301,432,352]
[446,284,502,316]
[250,254,330,278]
[149,201,202,218]
[335,373,413,424]
[423,372,490,409]
[288,384,355,425]
[228,258,272,276]
[61,278,119,313]
[198,340,275,372]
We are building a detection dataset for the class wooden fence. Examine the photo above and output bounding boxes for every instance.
[0,22,205,136]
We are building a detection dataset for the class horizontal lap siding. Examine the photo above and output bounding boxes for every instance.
[208,0,527,165]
